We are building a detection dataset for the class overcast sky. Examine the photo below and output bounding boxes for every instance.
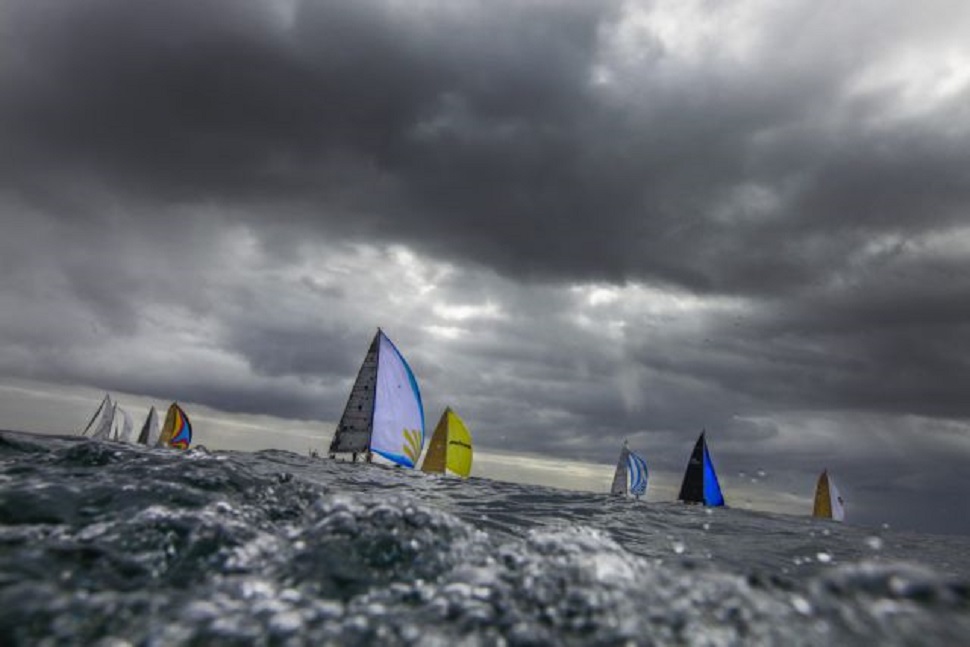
[2,0,969,534]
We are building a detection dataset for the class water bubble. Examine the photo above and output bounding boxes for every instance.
[882,522,891,530]
[702,522,711,531]
[865,536,884,551]
[821,528,830,536]
[671,541,686,555]
[756,469,767,478]
[816,552,833,564]
[791,595,813,615]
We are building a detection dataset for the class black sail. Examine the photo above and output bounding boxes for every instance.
[678,432,707,504]
[329,331,380,454]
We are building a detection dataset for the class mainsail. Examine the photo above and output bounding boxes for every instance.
[90,402,117,441]
[329,329,425,468]
[677,431,725,506]
[80,393,113,437]
[136,406,160,446]
[158,403,192,449]
[329,333,380,455]
[812,470,845,521]
[610,441,648,498]
[421,407,473,477]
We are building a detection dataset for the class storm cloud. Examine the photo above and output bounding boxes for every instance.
[2,0,969,533]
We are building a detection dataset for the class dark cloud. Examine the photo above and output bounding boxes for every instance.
[1,0,969,533]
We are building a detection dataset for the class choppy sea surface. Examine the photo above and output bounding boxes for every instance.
[1,430,968,646]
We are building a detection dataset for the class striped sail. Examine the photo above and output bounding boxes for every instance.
[421,408,473,477]
[627,450,649,497]
[611,443,648,498]
[813,470,845,521]
[370,332,425,467]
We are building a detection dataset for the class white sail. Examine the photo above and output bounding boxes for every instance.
[80,394,112,436]
[828,474,845,521]
[370,331,425,467]
[610,443,630,495]
[114,406,135,443]
[89,401,116,440]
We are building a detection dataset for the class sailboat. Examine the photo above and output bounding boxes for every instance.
[328,329,425,467]
[420,407,473,477]
[610,441,648,499]
[80,393,114,439]
[136,406,161,446]
[157,403,192,449]
[677,430,725,506]
[110,405,135,443]
[812,469,845,521]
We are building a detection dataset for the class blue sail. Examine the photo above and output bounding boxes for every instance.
[627,451,649,497]
[702,444,725,506]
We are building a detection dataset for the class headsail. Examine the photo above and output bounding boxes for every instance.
[80,394,113,437]
[628,450,649,498]
[158,403,192,449]
[137,406,160,446]
[113,406,135,443]
[370,332,425,467]
[611,442,648,498]
[812,470,845,521]
[329,329,424,467]
[421,408,473,477]
[678,431,725,506]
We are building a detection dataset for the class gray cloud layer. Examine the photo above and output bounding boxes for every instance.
[2,0,969,533]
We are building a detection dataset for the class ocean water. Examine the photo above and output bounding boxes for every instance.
[1,430,968,646]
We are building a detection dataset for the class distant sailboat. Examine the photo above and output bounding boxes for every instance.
[610,441,648,499]
[136,406,161,446]
[111,405,135,443]
[677,431,725,506]
[812,469,845,521]
[80,393,114,439]
[421,407,473,477]
[329,329,425,467]
[157,403,192,449]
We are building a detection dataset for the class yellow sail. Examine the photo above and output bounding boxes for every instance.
[420,407,473,477]
[421,411,449,474]
[158,403,177,447]
[444,409,473,478]
[156,402,193,449]
[813,470,832,518]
